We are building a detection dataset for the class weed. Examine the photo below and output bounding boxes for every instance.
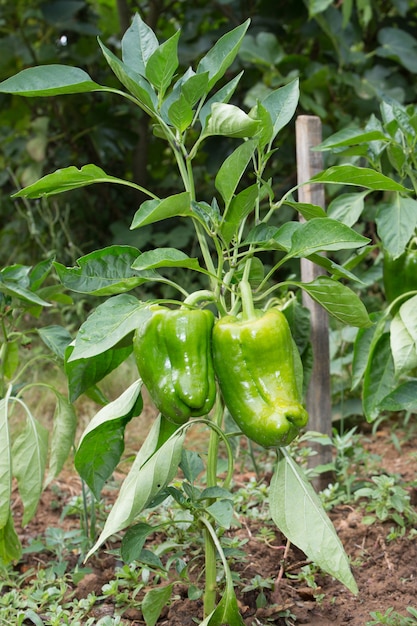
[366,606,417,625]
[286,563,325,603]
[241,574,275,608]
[355,474,417,527]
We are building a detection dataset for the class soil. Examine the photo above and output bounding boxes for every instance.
[9,424,417,626]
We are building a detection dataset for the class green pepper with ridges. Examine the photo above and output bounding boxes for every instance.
[212,306,308,448]
[133,306,216,424]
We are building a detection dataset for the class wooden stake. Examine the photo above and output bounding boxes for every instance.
[296,115,333,490]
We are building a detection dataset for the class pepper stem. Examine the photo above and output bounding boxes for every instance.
[183,290,216,307]
[240,279,256,321]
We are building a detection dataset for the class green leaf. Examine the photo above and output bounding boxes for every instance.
[38,325,72,360]
[379,381,417,412]
[121,522,155,563]
[261,78,299,141]
[327,191,369,227]
[75,381,143,499]
[86,425,186,558]
[283,200,327,220]
[68,294,151,361]
[239,32,284,66]
[243,224,277,246]
[308,0,334,17]
[2,341,19,379]
[221,185,259,245]
[1,264,31,285]
[390,311,417,376]
[351,312,384,390]
[179,450,205,482]
[307,253,364,283]
[199,488,232,502]
[362,333,396,422]
[315,127,388,151]
[12,164,145,200]
[44,392,77,487]
[0,65,102,97]
[294,276,372,327]
[121,13,159,76]
[310,165,407,192]
[287,217,369,258]
[251,100,274,150]
[202,103,260,139]
[199,570,245,626]
[0,394,12,529]
[164,71,209,130]
[376,27,417,73]
[54,245,157,296]
[270,449,358,595]
[65,342,132,402]
[37,286,72,309]
[199,73,243,128]
[0,514,21,565]
[132,248,201,271]
[140,549,164,569]
[282,299,311,357]
[98,39,157,112]
[399,294,417,344]
[131,192,192,228]
[206,500,234,529]
[142,585,173,626]
[215,140,256,208]
[0,276,51,307]
[168,93,194,132]
[197,20,250,90]
[12,413,49,526]
[275,222,304,251]
[29,256,55,290]
[145,30,181,98]
[181,71,210,106]
[20,611,44,626]
[375,196,417,258]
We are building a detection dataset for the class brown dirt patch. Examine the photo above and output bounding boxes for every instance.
[9,425,417,625]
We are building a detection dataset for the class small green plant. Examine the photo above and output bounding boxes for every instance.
[311,427,377,509]
[0,260,76,563]
[367,606,417,626]
[241,574,275,609]
[354,474,417,527]
[0,562,99,626]
[23,526,89,571]
[286,562,325,603]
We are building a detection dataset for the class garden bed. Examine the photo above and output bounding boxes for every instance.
[6,424,417,626]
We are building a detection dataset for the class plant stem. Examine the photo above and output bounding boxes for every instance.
[81,479,90,540]
[183,290,216,307]
[203,397,225,617]
[203,521,218,617]
[240,278,256,320]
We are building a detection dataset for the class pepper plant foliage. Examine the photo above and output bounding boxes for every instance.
[1,13,408,617]
[315,100,417,422]
[0,260,75,564]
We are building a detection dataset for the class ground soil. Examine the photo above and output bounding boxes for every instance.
[10,424,417,626]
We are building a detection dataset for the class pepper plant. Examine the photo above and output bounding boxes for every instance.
[0,14,409,621]
[314,99,417,423]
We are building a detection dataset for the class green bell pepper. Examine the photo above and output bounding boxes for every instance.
[383,245,417,303]
[133,306,216,424]
[212,308,308,448]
